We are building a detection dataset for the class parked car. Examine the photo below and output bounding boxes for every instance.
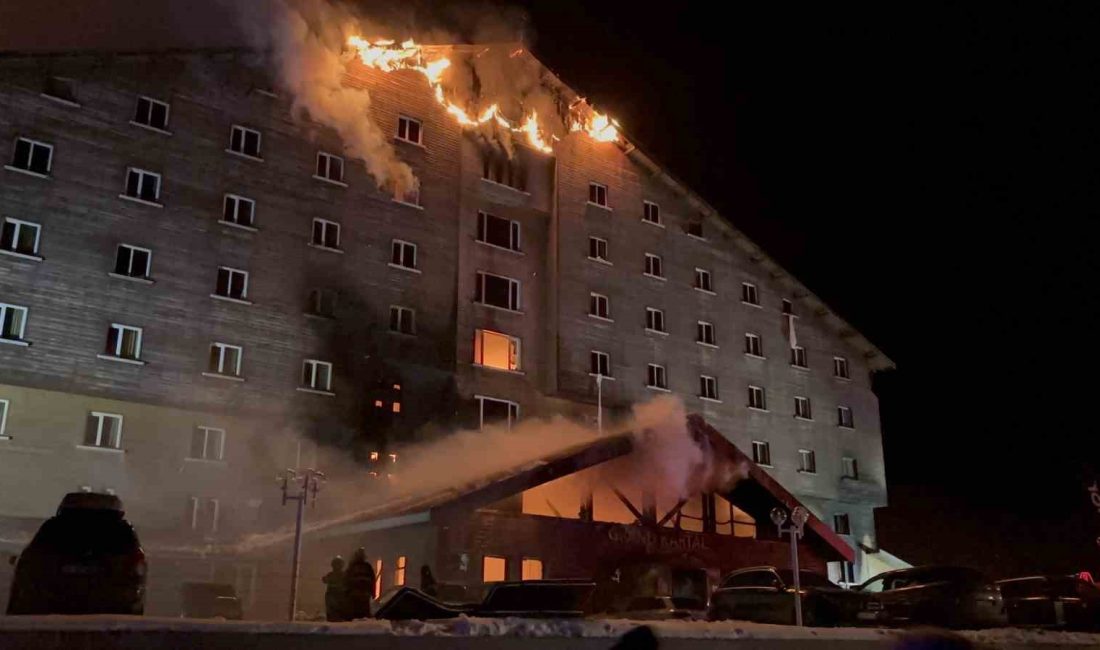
[6,492,146,615]
[708,566,858,626]
[617,595,707,620]
[180,582,243,619]
[854,566,1006,628]
[375,579,595,620]
[997,574,1100,630]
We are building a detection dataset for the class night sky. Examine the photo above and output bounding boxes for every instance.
[3,1,1099,568]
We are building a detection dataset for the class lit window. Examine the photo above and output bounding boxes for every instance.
[190,426,225,461]
[123,168,161,204]
[1,218,41,257]
[396,115,423,145]
[9,137,53,176]
[834,513,851,536]
[315,151,345,184]
[751,440,771,466]
[113,244,152,280]
[133,96,170,131]
[208,342,243,377]
[588,182,609,208]
[85,412,123,449]
[642,200,660,225]
[475,272,520,311]
[798,449,817,474]
[694,268,713,293]
[590,350,611,377]
[394,556,407,586]
[588,236,609,262]
[842,457,859,480]
[833,356,850,379]
[228,125,263,159]
[311,218,341,250]
[473,329,519,371]
[0,303,29,343]
[483,555,507,583]
[391,240,418,270]
[374,559,383,599]
[477,212,521,251]
[646,364,668,390]
[697,321,716,346]
[390,306,415,335]
[744,333,763,357]
[699,375,719,400]
[741,282,759,306]
[521,558,543,581]
[837,406,854,428]
[589,292,610,320]
[477,396,519,431]
[223,194,256,228]
[644,253,664,279]
[214,267,249,302]
[105,323,142,360]
[791,346,808,368]
[301,359,333,392]
[794,396,812,420]
[747,385,766,410]
[645,307,666,333]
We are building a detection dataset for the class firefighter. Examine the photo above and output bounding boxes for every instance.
[420,564,438,597]
[344,548,376,619]
[322,555,347,622]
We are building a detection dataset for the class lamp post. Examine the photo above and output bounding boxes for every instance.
[770,506,810,626]
[595,374,604,434]
[279,467,325,621]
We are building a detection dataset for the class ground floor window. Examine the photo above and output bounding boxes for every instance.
[374,559,383,599]
[476,396,519,430]
[394,555,407,587]
[483,555,507,583]
[521,558,544,581]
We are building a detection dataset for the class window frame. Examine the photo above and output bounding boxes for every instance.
[798,448,817,474]
[833,356,851,379]
[395,115,424,145]
[741,282,760,306]
[389,305,416,335]
[475,271,521,312]
[85,411,123,449]
[642,200,662,225]
[744,332,764,358]
[842,456,860,480]
[837,405,855,429]
[476,396,520,431]
[209,342,243,377]
[751,440,772,467]
[314,151,346,185]
[590,350,612,378]
[747,385,767,411]
[132,96,171,133]
[589,292,611,320]
[222,194,256,229]
[834,513,851,536]
[0,302,30,343]
[8,137,53,176]
[301,359,334,393]
[791,345,808,369]
[794,396,813,420]
[1,217,42,258]
[644,307,667,334]
[310,218,341,251]
[214,266,250,302]
[699,375,719,401]
[390,239,419,271]
[643,252,665,280]
[646,363,669,391]
[122,167,162,205]
[113,244,152,280]
[0,398,8,439]
[476,211,522,252]
[588,182,610,208]
[473,328,521,372]
[588,236,610,264]
[190,425,226,461]
[694,268,714,293]
[697,320,717,347]
[227,124,263,160]
[106,323,143,360]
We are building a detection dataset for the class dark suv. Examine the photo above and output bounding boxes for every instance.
[708,566,859,626]
[855,566,1005,628]
[6,492,146,615]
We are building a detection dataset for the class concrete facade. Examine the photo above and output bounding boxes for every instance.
[0,48,892,614]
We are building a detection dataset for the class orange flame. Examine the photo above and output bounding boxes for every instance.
[346,37,621,154]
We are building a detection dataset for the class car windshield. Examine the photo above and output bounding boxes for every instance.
[776,570,833,588]
[31,512,138,556]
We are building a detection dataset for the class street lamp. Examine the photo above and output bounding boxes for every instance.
[771,505,810,626]
[279,467,325,621]
[595,374,604,434]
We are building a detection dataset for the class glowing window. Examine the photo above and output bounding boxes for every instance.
[374,559,383,599]
[522,558,543,581]
[473,329,520,371]
[394,555,407,586]
[483,555,507,583]
[392,402,401,413]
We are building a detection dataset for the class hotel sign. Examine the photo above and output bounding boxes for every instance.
[607,524,708,554]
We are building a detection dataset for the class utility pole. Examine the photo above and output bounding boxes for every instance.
[770,506,810,626]
[280,467,325,622]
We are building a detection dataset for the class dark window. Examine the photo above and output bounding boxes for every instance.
[782,299,794,315]
[741,283,760,305]
[316,152,344,183]
[481,150,526,191]
[751,440,771,466]
[834,357,850,379]
[834,514,851,536]
[476,273,520,311]
[477,212,521,251]
[134,96,170,131]
[229,126,262,158]
[744,333,763,357]
[396,116,423,144]
[307,289,337,318]
[114,245,151,278]
[589,183,608,207]
[644,254,663,278]
[686,221,704,238]
[748,386,766,410]
[479,397,518,430]
[589,237,608,261]
[590,293,610,319]
[645,308,665,332]
[11,138,52,175]
[722,570,780,589]
[223,195,255,227]
[389,306,415,335]
[838,406,854,428]
[1,218,41,256]
[643,201,660,224]
[695,269,713,292]
[590,350,611,376]
[646,364,667,389]
[215,267,248,300]
[697,321,716,345]
[791,346,808,368]
[43,76,77,104]
[124,168,160,202]
[391,240,417,269]
[311,219,340,249]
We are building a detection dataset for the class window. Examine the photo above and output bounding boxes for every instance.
[228,125,262,159]
[700,375,718,400]
[646,364,668,390]
[744,332,763,357]
[834,514,851,536]
[43,76,78,104]
[475,272,520,311]
[791,345,808,368]
[588,236,609,262]
[747,385,766,410]
[1,218,41,257]
[85,412,123,449]
[394,183,421,207]
[133,96,169,131]
[190,426,225,461]
[391,240,418,270]
[522,558,544,581]
[9,138,53,176]
[123,168,161,203]
[798,449,817,474]
[477,396,519,430]
[208,342,242,377]
[589,292,610,319]
[588,182,608,207]
[642,200,661,225]
[0,303,29,342]
[311,218,340,250]
[105,324,142,360]
[374,560,383,599]
[394,556,407,587]
[751,440,771,466]
[741,282,759,306]
[396,115,423,144]
[842,457,859,480]
[644,253,664,279]
[113,245,151,279]
[483,555,507,583]
[782,299,794,315]
[645,307,666,333]
[315,151,344,183]
[697,321,716,346]
[389,306,415,335]
[477,212,521,251]
[837,406,854,428]
[307,288,337,318]
[694,268,713,292]
[481,149,527,191]
[0,399,8,438]
[590,350,611,377]
[188,497,219,533]
[833,356,850,379]
[223,194,255,228]
[474,329,520,371]
[795,396,812,420]
[301,359,333,392]
[214,267,249,301]
[685,221,704,238]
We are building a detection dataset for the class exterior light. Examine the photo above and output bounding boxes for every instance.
[791,506,810,528]
[770,507,788,527]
